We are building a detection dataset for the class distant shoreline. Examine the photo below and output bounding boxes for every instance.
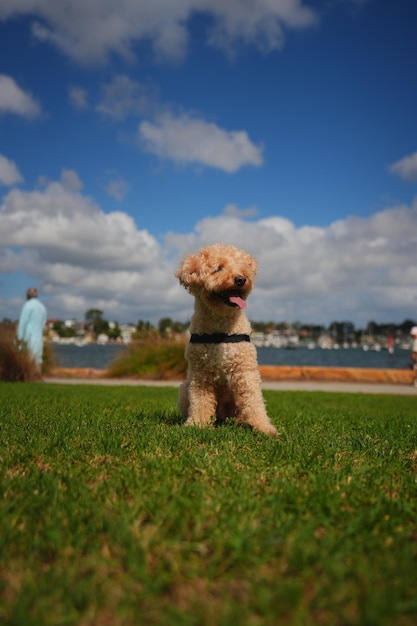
[49,365,414,385]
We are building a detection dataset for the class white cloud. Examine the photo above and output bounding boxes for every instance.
[96,75,156,120]
[204,0,318,55]
[167,200,417,325]
[389,151,417,182]
[94,78,260,173]
[60,169,83,192]
[0,74,41,118]
[106,178,129,202]
[0,154,24,186]
[0,172,159,272]
[2,171,416,326]
[223,204,259,219]
[0,1,318,65]
[139,112,264,172]
[69,86,89,110]
[0,171,172,321]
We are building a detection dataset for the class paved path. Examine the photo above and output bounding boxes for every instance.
[44,377,417,395]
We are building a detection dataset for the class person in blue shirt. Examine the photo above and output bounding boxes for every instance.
[17,287,47,376]
[410,326,417,387]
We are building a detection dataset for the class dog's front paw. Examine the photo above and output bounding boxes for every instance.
[258,424,280,437]
[184,416,213,428]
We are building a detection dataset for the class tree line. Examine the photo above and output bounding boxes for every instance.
[47,309,417,343]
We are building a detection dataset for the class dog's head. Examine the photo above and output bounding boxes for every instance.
[176,243,258,311]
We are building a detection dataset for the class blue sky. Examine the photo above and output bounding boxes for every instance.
[1,0,417,327]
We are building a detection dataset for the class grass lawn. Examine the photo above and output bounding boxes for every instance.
[1,382,416,625]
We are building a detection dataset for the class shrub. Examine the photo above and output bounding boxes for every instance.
[0,324,55,381]
[0,324,37,381]
[42,342,55,374]
[106,335,187,380]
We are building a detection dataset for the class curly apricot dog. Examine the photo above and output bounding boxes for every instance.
[176,243,278,436]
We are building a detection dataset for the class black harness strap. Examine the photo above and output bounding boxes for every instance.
[190,333,251,344]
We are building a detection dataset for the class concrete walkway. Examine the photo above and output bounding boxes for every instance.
[44,376,417,395]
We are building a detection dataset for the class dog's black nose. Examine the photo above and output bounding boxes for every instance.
[234,275,246,288]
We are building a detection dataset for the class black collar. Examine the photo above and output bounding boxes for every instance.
[190,333,251,344]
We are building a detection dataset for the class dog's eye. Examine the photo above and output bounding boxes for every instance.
[213,265,223,273]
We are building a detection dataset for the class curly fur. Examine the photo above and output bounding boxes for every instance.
[176,243,278,436]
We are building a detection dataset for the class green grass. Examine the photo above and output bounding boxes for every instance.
[1,383,417,626]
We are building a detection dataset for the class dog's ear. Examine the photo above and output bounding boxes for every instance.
[175,253,202,289]
[244,253,258,278]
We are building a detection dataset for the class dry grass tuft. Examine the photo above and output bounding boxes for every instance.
[0,323,54,381]
[105,335,187,380]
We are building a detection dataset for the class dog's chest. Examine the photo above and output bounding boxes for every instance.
[186,342,256,380]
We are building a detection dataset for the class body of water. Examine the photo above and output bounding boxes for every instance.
[257,346,409,370]
[51,343,412,371]
[52,343,126,369]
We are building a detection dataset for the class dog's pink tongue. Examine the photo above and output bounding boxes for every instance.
[229,296,247,309]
